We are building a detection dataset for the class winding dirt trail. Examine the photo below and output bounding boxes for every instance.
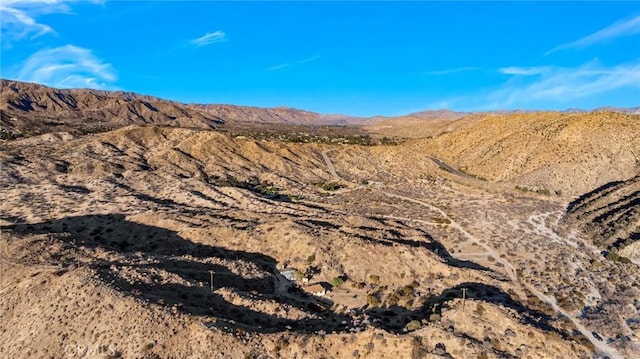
[386,194,622,358]
[320,153,624,359]
[321,149,339,179]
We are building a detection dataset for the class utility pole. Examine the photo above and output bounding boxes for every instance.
[209,270,214,292]
[462,288,467,311]
[72,239,79,268]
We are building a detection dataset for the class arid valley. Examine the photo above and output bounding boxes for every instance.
[0,80,638,358]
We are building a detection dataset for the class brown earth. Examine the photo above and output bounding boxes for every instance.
[562,176,640,263]
[1,82,639,358]
[411,111,640,196]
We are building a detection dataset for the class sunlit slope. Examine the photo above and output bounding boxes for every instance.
[415,111,640,195]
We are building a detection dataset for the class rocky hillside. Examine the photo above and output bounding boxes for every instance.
[563,176,640,263]
[0,79,227,137]
[191,104,366,126]
[1,81,639,358]
[0,80,371,139]
[2,125,620,358]
[415,111,640,196]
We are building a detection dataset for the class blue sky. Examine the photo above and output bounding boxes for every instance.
[1,1,639,116]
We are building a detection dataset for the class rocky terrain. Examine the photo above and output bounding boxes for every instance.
[414,111,640,196]
[0,81,639,358]
[191,104,366,126]
[562,176,640,264]
[0,80,370,140]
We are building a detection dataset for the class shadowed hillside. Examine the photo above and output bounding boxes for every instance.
[563,176,640,263]
[1,82,639,358]
[413,111,640,196]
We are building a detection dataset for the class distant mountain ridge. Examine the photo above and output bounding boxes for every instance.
[0,80,369,137]
[1,79,638,139]
[0,79,226,136]
[189,103,367,126]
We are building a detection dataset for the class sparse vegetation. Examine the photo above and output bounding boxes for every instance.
[605,251,631,264]
[515,185,559,196]
[1,85,635,358]
[331,276,345,287]
[366,294,382,307]
[431,217,451,225]
[319,181,343,191]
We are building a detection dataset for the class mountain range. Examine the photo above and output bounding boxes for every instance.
[1,78,639,358]
[2,79,637,139]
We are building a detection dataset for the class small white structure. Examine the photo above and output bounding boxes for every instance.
[304,283,327,296]
[280,268,297,281]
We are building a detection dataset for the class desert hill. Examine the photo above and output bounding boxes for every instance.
[2,124,639,358]
[412,111,640,196]
[562,176,640,264]
[0,80,374,140]
[364,113,489,139]
[191,104,367,126]
[0,79,227,137]
[1,81,639,358]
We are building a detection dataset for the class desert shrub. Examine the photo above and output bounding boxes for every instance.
[369,274,380,284]
[405,320,422,331]
[331,277,345,287]
[352,281,366,289]
[404,299,414,309]
[366,294,381,307]
[380,137,398,146]
[431,217,451,225]
[384,293,400,306]
[321,182,343,191]
[605,251,631,263]
[399,285,414,297]
[305,254,316,264]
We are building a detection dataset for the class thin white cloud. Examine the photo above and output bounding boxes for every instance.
[268,55,320,71]
[268,63,289,71]
[0,5,54,43]
[13,44,117,89]
[499,66,551,76]
[422,67,479,75]
[497,61,640,106]
[0,0,101,45]
[190,30,227,47]
[435,60,640,111]
[546,15,640,55]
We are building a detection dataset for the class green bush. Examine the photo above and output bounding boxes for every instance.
[605,251,631,263]
[537,188,551,196]
[384,293,400,306]
[405,320,422,331]
[331,277,345,287]
[366,294,381,307]
[320,182,343,191]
